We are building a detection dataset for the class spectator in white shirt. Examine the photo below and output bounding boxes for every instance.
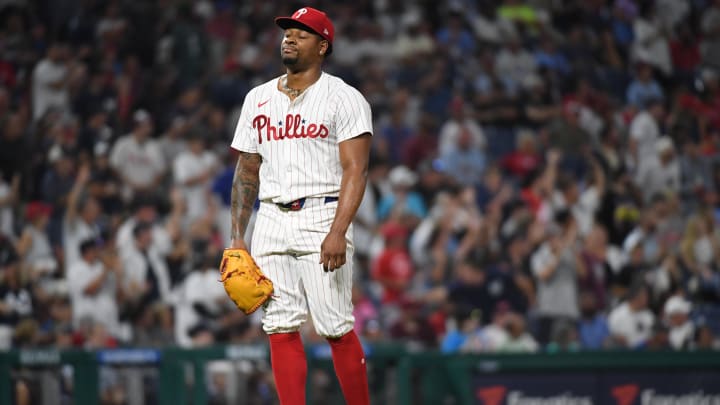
[631,2,672,76]
[157,116,189,173]
[174,253,237,347]
[438,97,485,157]
[31,43,70,121]
[66,239,121,337]
[118,222,172,315]
[15,202,58,289]
[63,165,101,271]
[552,159,606,236]
[109,110,165,201]
[116,195,172,259]
[608,284,656,348]
[634,136,680,204]
[628,98,665,172]
[173,130,219,223]
[530,212,583,345]
[498,312,539,353]
[471,2,517,45]
[663,295,694,350]
[393,13,435,61]
[495,35,538,94]
[95,2,126,46]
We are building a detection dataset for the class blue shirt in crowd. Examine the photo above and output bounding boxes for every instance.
[578,315,610,350]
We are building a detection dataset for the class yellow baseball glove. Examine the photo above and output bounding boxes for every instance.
[219,248,273,315]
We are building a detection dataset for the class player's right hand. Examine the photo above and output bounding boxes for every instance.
[320,230,347,272]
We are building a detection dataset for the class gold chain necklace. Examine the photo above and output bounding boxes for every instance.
[282,77,304,98]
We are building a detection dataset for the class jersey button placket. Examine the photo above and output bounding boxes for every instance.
[276,115,291,198]
[283,103,295,197]
[276,90,291,248]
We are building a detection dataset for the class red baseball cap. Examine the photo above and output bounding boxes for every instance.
[380,221,408,240]
[275,7,334,54]
[25,201,52,221]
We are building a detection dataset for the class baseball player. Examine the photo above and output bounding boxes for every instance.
[228,6,372,405]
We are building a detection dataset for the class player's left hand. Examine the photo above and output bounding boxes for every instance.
[320,231,346,272]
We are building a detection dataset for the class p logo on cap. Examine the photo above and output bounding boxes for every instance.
[275,6,335,54]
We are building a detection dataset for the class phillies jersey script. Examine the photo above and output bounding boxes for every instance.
[231,72,373,204]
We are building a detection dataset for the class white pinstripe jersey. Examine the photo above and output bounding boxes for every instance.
[231,72,373,204]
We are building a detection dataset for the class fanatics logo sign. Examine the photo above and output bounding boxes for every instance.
[477,386,507,405]
[473,371,720,405]
[476,385,594,405]
[611,384,640,405]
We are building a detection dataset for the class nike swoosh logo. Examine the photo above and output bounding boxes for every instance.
[258,99,270,108]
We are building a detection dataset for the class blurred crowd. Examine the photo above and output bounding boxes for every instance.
[1,0,720,362]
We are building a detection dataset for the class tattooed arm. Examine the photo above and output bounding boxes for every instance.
[230,152,262,249]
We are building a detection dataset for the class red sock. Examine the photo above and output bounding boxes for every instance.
[268,332,307,405]
[327,330,369,405]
